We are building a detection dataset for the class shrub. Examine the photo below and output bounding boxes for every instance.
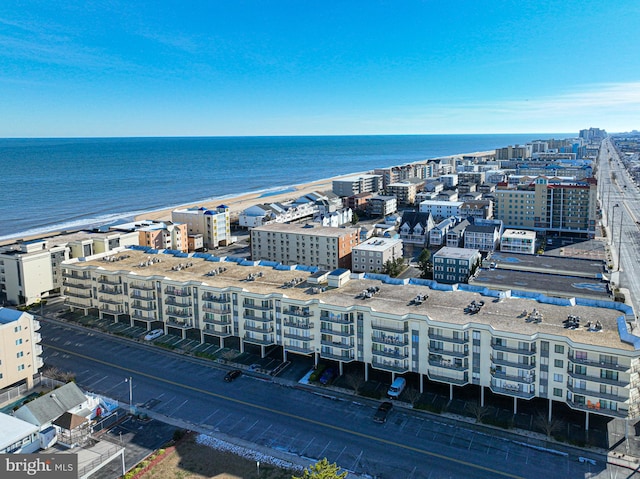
[309,364,327,382]
[414,401,443,414]
[358,388,382,400]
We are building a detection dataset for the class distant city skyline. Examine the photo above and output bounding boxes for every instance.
[1,1,638,137]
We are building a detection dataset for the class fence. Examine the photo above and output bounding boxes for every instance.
[0,374,66,409]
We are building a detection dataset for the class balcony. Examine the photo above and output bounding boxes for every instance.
[130,292,155,301]
[283,308,313,317]
[372,348,408,359]
[320,314,352,324]
[165,297,192,307]
[491,342,536,356]
[243,334,275,346]
[284,331,314,341]
[202,293,229,303]
[166,319,194,329]
[321,339,354,349]
[33,332,42,343]
[245,323,274,333]
[202,305,231,314]
[33,320,41,331]
[132,311,156,321]
[165,288,190,297]
[491,355,535,370]
[372,359,409,373]
[567,400,628,418]
[102,305,124,315]
[371,323,408,334]
[98,277,121,285]
[130,303,156,311]
[429,347,468,358]
[284,343,314,354]
[429,333,467,344]
[428,371,468,386]
[371,334,408,346]
[243,311,273,323]
[66,290,92,299]
[63,280,91,290]
[567,370,627,387]
[491,369,535,384]
[243,301,271,311]
[99,287,122,296]
[320,327,352,337]
[65,299,92,309]
[165,308,192,319]
[63,271,88,279]
[567,383,628,403]
[33,344,43,356]
[283,320,314,329]
[320,350,355,362]
[489,383,535,399]
[130,282,155,291]
[203,326,233,337]
[428,358,466,371]
[568,354,629,372]
[99,296,123,305]
[202,315,231,325]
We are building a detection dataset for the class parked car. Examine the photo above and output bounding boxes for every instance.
[143,329,164,341]
[373,402,393,423]
[224,370,242,382]
[319,368,335,385]
[387,377,406,399]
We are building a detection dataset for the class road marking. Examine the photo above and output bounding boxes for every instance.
[319,440,332,459]
[245,419,259,433]
[300,437,315,455]
[45,342,526,479]
[171,399,189,415]
[201,409,219,424]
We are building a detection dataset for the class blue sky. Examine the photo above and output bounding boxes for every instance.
[1,1,638,137]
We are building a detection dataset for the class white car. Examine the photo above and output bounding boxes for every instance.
[144,329,164,341]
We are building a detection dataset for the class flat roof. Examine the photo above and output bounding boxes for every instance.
[490,252,605,277]
[502,229,537,239]
[251,223,359,237]
[0,413,38,447]
[354,238,402,251]
[67,248,634,350]
[434,247,479,260]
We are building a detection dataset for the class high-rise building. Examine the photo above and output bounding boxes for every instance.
[0,308,43,389]
[171,205,232,250]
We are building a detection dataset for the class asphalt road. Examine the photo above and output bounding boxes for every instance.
[37,319,630,479]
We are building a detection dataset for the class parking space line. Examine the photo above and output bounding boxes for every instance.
[300,437,314,455]
[334,445,347,463]
[319,440,332,458]
[254,424,272,442]
[214,413,231,428]
[245,419,259,433]
[171,399,189,415]
[201,409,219,424]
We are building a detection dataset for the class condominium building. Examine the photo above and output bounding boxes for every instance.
[493,176,597,236]
[495,145,533,161]
[0,308,43,389]
[432,247,481,284]
[172,205,232,249]
[501,229,537,254]
[332,175,382,197]
[138,222,188,253]
[352,237,403,273]
[419,200,463,221]
[250,223,360,270]
[386,182,418,206]
[61,247,640,425]
[0,230,138,306]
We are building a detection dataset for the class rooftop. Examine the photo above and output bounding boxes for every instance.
[0,307,26,324]
[251,223,359,237]
[354,237,402,251]
[0,413,38,448]
[66,248,634,350]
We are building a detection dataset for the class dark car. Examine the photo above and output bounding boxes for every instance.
[224,369,242,382]
[373,401,393,423]
[319,368,335,385]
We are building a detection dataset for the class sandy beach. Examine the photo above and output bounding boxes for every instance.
[137,150,494,223]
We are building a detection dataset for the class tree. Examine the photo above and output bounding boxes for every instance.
[292,458,347,479]
[351,211,359,225]
[382,257,405,277]
[404,387,422,408]
[417,248,433,279]
[534,410,564,439]
[465,402,490,423]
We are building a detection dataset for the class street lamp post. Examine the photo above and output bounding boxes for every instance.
[612,204,619,269]
[125,377,133,414]
[617,206,623,272]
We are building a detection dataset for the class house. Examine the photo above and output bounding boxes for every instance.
[501,229,537,254]
[445,220,470,248]
[419,200,463,221]
[0,413,39,453]
[429,217,457,247]
[432,247,481,284]
[464,223,502,252]
[398,212,434,246]
[459,200,493,221]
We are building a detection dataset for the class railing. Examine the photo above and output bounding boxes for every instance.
[243,312,273,322]
[320,314,352,324]
[203,326,233,337]
[284,343,314,354]
[244,323,274,333]
[283,320,314,329]
[99,287,122,295]
[372,359,409,373]
[165,297,192,307]
[567,383,628,403]
[372,323,408,334]
[491,355,535,370]
[165,288,190,296]
[65,299,92,308]
[202,305,231,314]
[243,334,275,345]
[166,319,194,329]
[243,301,271,310]
[321,339,353,349]
[132,312,156,320]
[130,303,156,311]
[63,280,91,289]
[429,333,467,344]
[491,342,536,356]
[491,369,535,384]
[428,358,466,370]
[66,290,92,299]
[430,348,468,358]
[130,292,155,301]
[489,383,535,399]
[283,308,313,317]
[98,277,121,285]
[371,334,408,346]
[567,370,627,387]
[320,327,353,337]
[202,293,229,303]
[428,371,468,385]
[320,350,355,362]
[284,331,314,341]
[202,316,231,325]
[372,348,408,359]
[568,354,629,372]
[130,282,155,291]
[165,308,192,318]
[99,297,122,305]
[566,400,628,418]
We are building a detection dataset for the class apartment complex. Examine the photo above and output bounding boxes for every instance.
[250,223,360,270]
[501,229,537,254]
[332,175,382,197]
[386,182,418,206]
[432,247,480,284]
[62,247,640,424]
[138,222,188,253]
[352,237,403,273]
[493,176,597,236]
[0,308,43,389]
[419,200,463,221]
[0,230,138,305]
[172,205,232,249]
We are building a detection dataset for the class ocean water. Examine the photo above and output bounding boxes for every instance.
[0,134,563,240]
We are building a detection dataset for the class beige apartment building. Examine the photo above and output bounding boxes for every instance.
[386,182,418,206]
[62,248,640,427]
[0,230,138,306]
[250,223,360,270]
[138,222,188,252]
[0,308,43,389]
[171,205,232,250]
[493,176,597,236]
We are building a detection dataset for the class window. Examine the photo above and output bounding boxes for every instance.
[554,345,564,354]
[15,338,23,346]
[14,325,22,333]
[553,373,563,383]
[17,364,25,371]
[554,359,563,368]
[16,351,24,358]
[553,388,562,397]
[601,370,619,381]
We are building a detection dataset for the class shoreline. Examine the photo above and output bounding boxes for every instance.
[1,149,494,246]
